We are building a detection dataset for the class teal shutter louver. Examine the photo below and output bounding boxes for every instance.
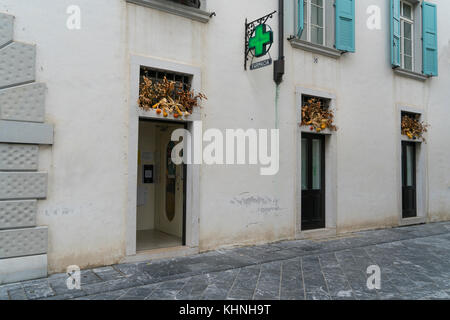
[335,0,355,52]
[422,2,438,76]
[390,0,401,67]
[297,0,304,38]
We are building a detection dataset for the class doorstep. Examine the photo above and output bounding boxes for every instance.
[121,246,199,264]
[399,216,427,227]
[296,228,337,240]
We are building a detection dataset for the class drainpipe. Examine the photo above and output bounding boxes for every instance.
[273,0,285,84]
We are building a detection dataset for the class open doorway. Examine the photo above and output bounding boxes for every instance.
[136,119,186,252]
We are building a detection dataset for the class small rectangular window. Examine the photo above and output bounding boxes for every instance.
[302,95,330,109]
[140,67,192,92]
[166,0,201,9]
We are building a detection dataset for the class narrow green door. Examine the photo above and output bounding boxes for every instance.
[402,141,417,218]
[301,133,326,230]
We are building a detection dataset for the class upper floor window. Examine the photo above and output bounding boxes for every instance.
[390,0,438,77]
[125,0,211,23]
[400,1,414,71]
[167,0,201,9]
[301,0,326,46]
[292,0,355,56]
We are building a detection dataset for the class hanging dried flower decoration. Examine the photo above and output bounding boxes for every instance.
[138,76,206,118]
[401,115,429,142]
[300,98,337,132]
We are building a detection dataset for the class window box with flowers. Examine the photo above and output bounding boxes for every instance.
[138,76,206,120]
[401,112,429,143]
[299,97,337,135]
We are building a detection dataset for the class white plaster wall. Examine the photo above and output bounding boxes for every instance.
[0,0,130,272]
[195,0,294,250]
[1,0,449,272]
[428,0,450,222]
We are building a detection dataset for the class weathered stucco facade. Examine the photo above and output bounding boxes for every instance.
[0,0,449,278]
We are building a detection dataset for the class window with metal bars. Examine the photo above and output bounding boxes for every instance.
[401,111,419,121]
[302,94,331,109]
[140,66,192,92]
[166,0,201,9]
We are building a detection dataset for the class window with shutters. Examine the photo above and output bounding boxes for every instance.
[290,0,355,58]
[390,0,438,79]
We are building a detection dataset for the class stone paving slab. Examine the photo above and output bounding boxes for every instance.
[1,221,450,300]
[176,274,210,300]
[227,265,261,300]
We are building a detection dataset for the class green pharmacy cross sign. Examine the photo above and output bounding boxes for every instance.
[245,11,276,70]
[249,24,273,57]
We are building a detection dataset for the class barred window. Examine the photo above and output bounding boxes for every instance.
[167,0,201,9]
[140,66,192,92]
[302,94,330,109]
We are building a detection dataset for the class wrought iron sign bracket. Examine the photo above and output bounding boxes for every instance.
[245,11,277,70]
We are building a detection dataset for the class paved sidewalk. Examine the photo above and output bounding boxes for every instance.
[1,222,450,300]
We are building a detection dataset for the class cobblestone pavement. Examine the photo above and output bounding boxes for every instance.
[1,222,450,300]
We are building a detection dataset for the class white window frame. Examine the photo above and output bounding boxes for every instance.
[400,1,414,71]
[397,106,427,227]
[303,0,326,46]
[126,55,201,261]
[296,87,337,239]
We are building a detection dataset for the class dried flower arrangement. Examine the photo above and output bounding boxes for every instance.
[138,76,206,118]
[401,115,429,142]
[300,98,337,132]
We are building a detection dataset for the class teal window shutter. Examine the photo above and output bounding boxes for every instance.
[335,0,355,52]
[390,0,401,67]
[297,0,304,38]
[422,2,438,76]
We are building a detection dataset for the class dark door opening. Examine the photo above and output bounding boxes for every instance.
[301,133,325,230]
[402,141,417,218]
